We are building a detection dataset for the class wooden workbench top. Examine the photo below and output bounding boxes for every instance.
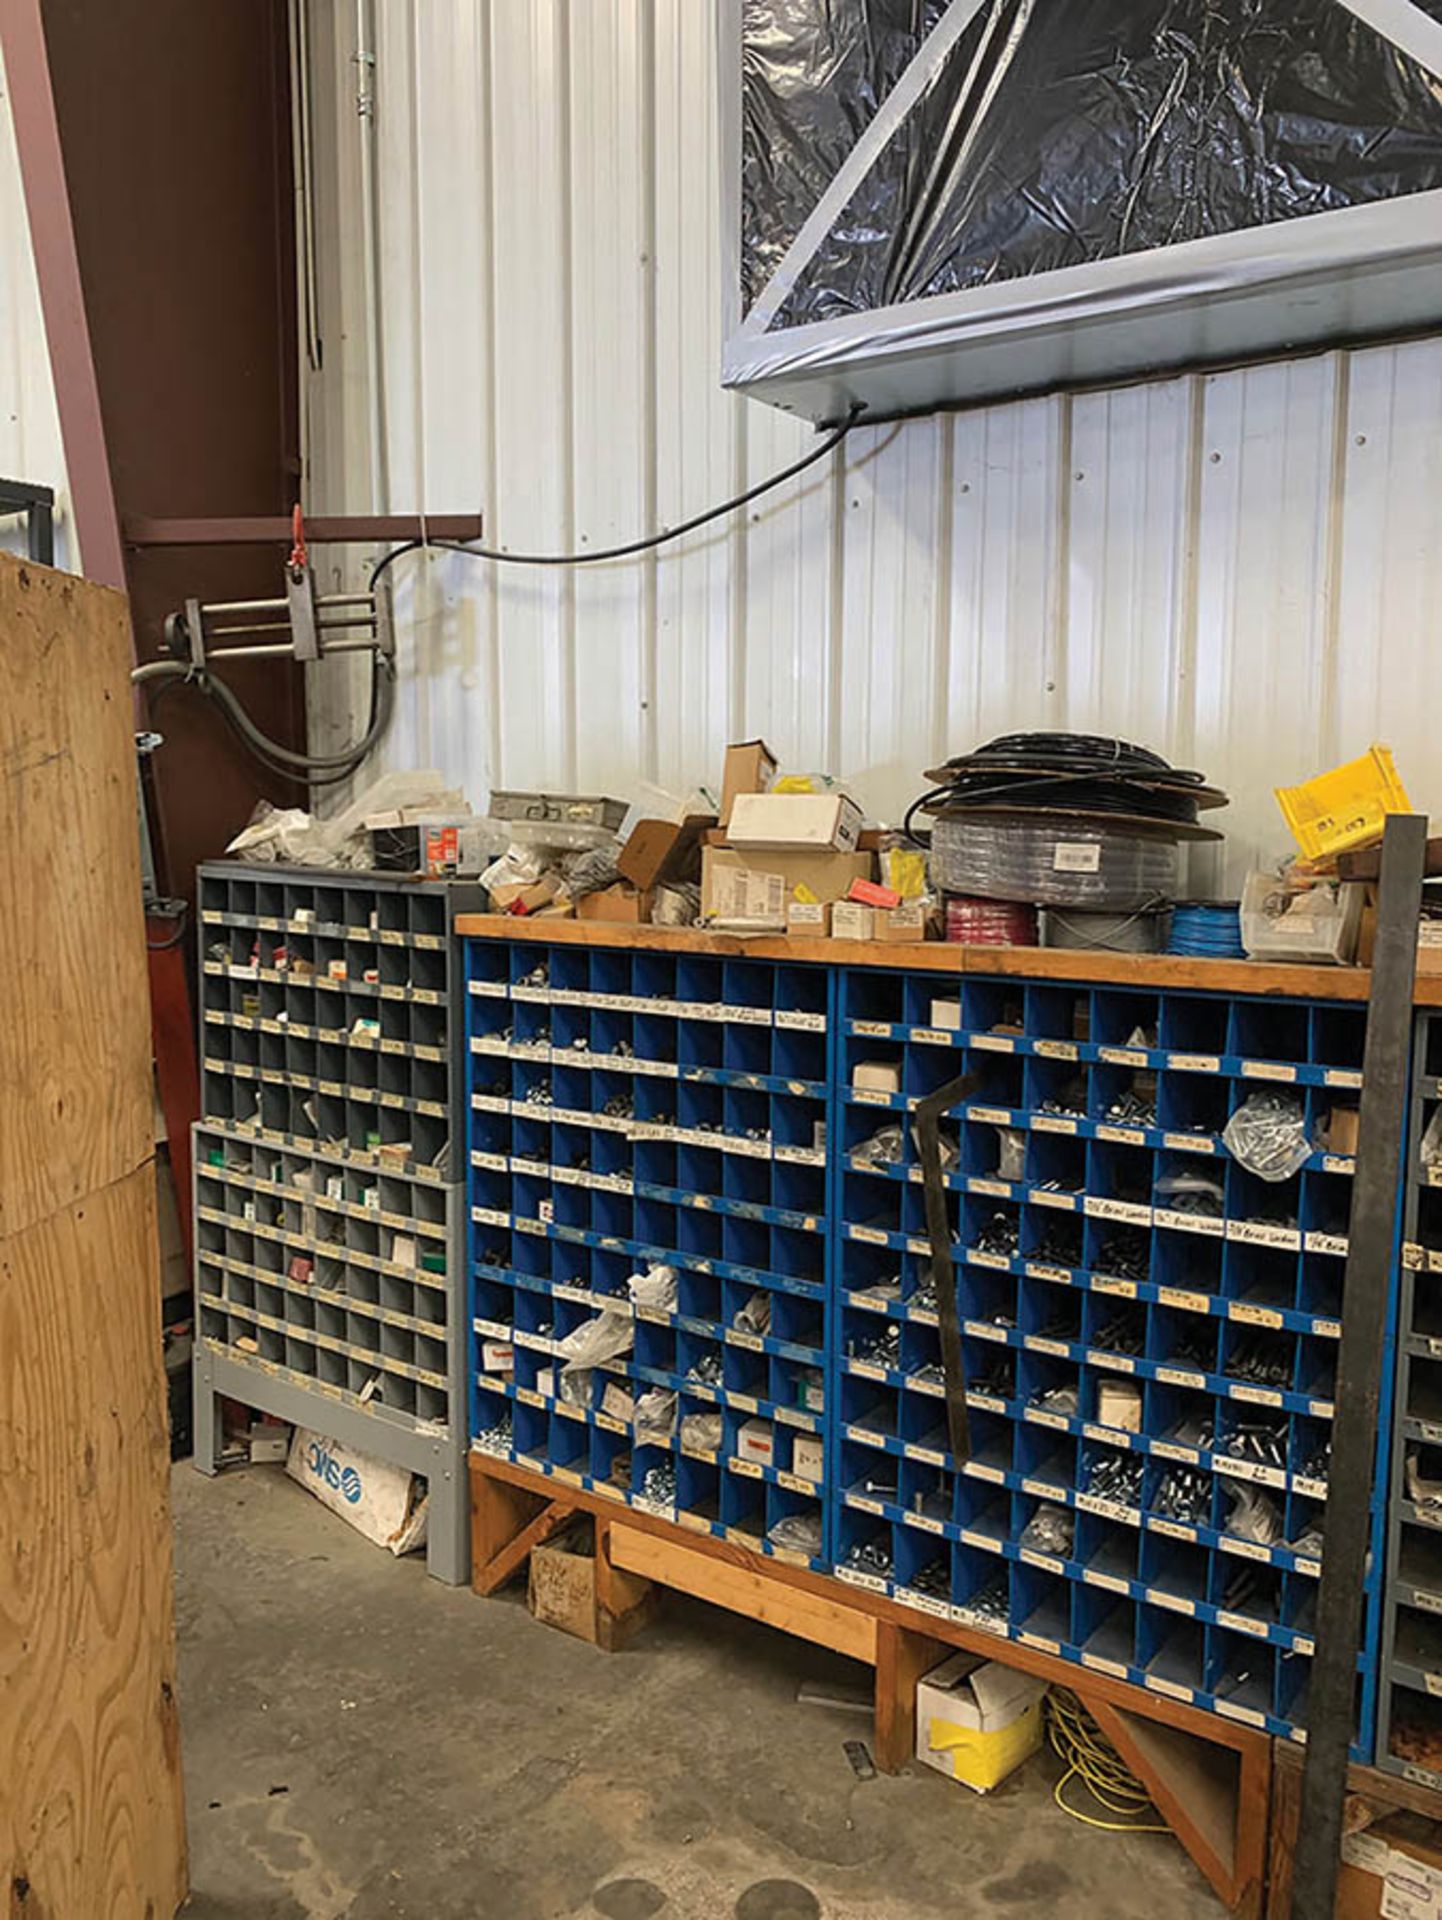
[454,911,1442,1005]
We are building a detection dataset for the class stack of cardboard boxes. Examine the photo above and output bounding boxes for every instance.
[479,739,934,939]
[696,739,928,942]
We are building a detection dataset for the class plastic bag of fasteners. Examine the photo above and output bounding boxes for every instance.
[634,1389,677,1445]
[557,1309,634,1373]
[1019,1503,1074,1557]
[1225,1482,1283,1545]
[855,1125,905,1165]
[995,1128,1026,1182]
[1222,1092,1312,1182]
[1154,1170,1226,1217]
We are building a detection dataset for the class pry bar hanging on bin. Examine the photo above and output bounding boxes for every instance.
[915,1071,976,1464]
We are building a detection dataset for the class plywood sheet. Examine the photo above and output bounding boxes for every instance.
[0,1167,186,1915]
[0,552,151,1239]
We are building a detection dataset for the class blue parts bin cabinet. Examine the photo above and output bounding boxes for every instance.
[191,862,481,1584]
[460,923,1400,1759]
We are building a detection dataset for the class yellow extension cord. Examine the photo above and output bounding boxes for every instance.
[1044,1690,1170,1834]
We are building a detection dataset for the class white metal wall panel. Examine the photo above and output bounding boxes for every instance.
[0,45,70,569]
[306,1,1442,892]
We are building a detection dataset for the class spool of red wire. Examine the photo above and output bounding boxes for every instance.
[944,895,1039,946]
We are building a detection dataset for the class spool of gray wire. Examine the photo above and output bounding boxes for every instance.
[929,814,1180,909]
[1044,907,1169,953]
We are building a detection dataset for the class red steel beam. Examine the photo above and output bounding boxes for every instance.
[0,0,125,592]
[124,513,485,548]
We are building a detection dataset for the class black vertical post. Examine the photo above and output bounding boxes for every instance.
[1292,813,1427,1917]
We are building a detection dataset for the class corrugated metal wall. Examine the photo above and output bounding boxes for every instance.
[305,1,1442,889]
[0,44,71,568]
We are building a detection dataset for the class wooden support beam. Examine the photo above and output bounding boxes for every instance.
[470,1468,550,1596]
[874,1622,948,1775]
[595,1521,658,1651]
[473,1497,577,1599]
[1090,1700,1259,1918]
[608,1524,877,1664]
[468,1451,1270,1911]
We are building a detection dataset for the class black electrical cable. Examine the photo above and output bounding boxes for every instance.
[367,402,864,587]
[139,405,862,789]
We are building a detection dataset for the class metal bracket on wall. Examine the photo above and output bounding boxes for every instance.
[0,477,56,566]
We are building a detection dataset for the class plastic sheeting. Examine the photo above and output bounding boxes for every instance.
[741,0,1442,331]
[740,0,949,312]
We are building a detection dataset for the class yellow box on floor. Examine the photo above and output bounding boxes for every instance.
[915,1653,1047,1793]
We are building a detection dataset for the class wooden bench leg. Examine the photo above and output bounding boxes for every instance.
[874,1621,948,1774]
[470,1455,574,1596]
[595,1516,657,1651]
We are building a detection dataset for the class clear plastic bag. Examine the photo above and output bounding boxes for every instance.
[680,1411,723,1452]
[1154,1171,1226,1216]
[735,1289,772,1336]
[1018,1502,1074,1556]
[995,1127,1026,1182]
[1223,1092,1311,1182]
[634,1388,677,1445]
[1225,1482,1282,1545]
[557,1309,634,1371]
[628,1264,678,1311]
[855,1125,905,1165]
[767,1512,824,1557]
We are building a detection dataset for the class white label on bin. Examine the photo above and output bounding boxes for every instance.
[1242,1059,1297,1083]
[1053,842,1101,873]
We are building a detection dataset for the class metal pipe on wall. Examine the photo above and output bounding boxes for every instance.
[354,0,388,517]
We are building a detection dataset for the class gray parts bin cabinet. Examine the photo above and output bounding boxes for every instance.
[191,861,482,1584]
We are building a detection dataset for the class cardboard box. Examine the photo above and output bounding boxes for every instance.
[875,903,930,943]
[728,791,863,854]
[1322,1106,1361,1157]
[737,1418,775,1467]
[286,1427,428,1555]
[792,1433,824,1482]
[490,873,562,914]
[248,1419,290,1465]
[618,812,714,892]
[576,883,652,924]
[528,1521,599,1644]
[1337,1813,1442,1919]
[848,877,901,908]
[853,1060,901,1095]
[701,848,873,928]
[932,998,963,1031]
[786,900,831,935]
[720,739,777,827]
[1098,1379,1142,1432]
[831,901,875,941]
[916,1653,1047,1792]
[1421,922,1442,978]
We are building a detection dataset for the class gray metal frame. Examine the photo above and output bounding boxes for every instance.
[190,863,481,1586]
[719,0,1442,422]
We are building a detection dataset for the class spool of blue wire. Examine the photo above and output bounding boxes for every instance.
[1168,901,1245,959]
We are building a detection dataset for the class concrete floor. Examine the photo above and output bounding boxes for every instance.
[174,1465,1222,1920]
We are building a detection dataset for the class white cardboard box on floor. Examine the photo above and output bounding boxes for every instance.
[915,1652,1047,1792]
[286,1427,428,1556]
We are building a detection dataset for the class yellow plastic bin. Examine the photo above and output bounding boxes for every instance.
[1275,746,1411,861]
